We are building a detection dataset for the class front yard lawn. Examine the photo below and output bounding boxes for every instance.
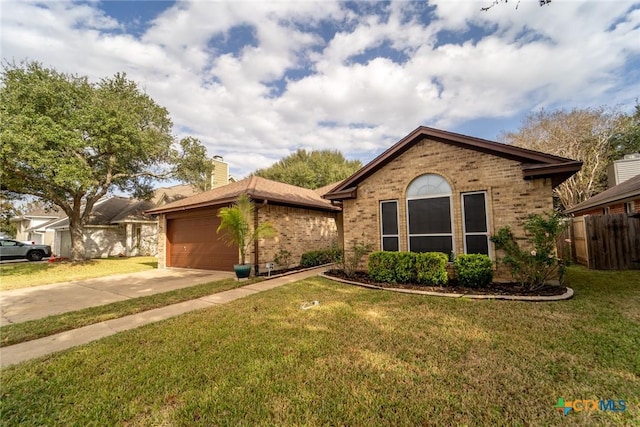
[0,256,158,290]
[1,267,638,425]
[0,276,261,347]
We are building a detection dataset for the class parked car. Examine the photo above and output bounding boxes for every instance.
[0,239,52,261]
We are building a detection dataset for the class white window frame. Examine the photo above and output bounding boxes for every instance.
[625,201,635,214]
[380,200,400,251]
[461,191,491,257]
[405,174,455,255]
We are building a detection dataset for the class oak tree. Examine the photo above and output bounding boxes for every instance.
[0,61,209,261]
[500,107,629,210]
[253,149,362,189]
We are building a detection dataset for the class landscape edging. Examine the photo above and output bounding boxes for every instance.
[319,273,574,302]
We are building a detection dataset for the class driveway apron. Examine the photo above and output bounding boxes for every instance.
[0,268,234,326]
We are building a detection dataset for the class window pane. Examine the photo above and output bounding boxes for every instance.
[408,197,451,234]
[381,202,398,235]
[409,236,452,254]
[463,193,487,233]
[407,174,452,197]
[382,237,399,252]
[466,235,489,255]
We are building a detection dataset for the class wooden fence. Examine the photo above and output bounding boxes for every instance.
[564,213,640,270]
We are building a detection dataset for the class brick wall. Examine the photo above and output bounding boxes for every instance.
[254,204,338,269]
[573,199,639,216]
[157,214,166,268]
[341,137,554,280]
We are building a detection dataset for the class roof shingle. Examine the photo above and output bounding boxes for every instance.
[146,176,341,214]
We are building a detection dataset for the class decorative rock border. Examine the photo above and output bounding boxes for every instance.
[319,273,574,302]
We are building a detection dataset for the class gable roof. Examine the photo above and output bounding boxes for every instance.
[565,174,640,214]
[147,176,341,214]
[46,197,155,229]
[12,204,63,222]
[324,126,582,200]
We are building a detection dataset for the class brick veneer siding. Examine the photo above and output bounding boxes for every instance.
[155,205,338,271]
[573,199,639,216]
[157,214,167,268]
[341,137,555,281]
[254,204,338,269]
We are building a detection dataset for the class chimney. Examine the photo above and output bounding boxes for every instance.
[210,156,230,189]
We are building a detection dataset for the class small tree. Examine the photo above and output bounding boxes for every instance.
[340,240,373,278]
[491,212,567,291]
[216,194,276,265]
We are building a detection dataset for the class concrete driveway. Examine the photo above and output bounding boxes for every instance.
[0,268,234,326]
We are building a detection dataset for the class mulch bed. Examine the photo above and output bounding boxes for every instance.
[324,269,567,297]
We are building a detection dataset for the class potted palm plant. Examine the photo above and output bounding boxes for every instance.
[217,194,276,279]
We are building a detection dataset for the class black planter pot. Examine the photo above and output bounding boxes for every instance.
[234,264,252,279]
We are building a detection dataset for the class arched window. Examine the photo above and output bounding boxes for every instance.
[406,174,453,255]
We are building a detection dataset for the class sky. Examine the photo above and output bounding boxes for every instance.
[1,0,639,180]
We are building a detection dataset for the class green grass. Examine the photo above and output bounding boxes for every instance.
[0,276,261,347]
[1,266,638,426]
[0,256,158,290]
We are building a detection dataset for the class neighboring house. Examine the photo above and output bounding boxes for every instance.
[152,184,199,206]
[47,197,157,258]
[12,205,63,245]
[565,174,640,217]
[324,126,582,280]
[147,176,341,271]
[607,153,640,187]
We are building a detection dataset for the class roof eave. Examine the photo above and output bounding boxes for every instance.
[146,196,239,215]
[565,189,640,214]
[323,187,358,201]
[327,126,581,194]
[147,194,341,215]
[251,195,342,212]
[522,161,583,188]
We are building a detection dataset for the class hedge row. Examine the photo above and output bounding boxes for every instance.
[368,251,449,286]
[300,247,343,268]
[454,254,493,288]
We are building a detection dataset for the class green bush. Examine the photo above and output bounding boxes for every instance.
[368,251,448,285]
[454,254,493,288]
[415,252,449,286]
[368,252,397,283]
[490,212,567,291]
[300,247,343,268]
[395,252,417,283]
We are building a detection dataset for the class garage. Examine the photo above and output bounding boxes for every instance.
[166,208,237,270]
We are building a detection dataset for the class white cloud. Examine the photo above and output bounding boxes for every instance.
[1,0,639,180]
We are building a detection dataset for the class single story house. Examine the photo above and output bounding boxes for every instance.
[146,176,341,271]
[565,174,640,217]
[47,197,157,258]
[324,126,582,278]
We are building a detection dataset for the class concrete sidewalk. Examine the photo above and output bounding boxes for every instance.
[0,268,235,326]
[0,266,327,368]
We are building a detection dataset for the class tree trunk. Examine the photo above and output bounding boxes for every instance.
[68,217,86,262]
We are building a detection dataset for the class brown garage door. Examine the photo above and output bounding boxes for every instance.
[166,209,238,270]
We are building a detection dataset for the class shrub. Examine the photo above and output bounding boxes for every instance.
[368,252,397,283]
[300,246,343,268]
[368,251,448,285]
[341,240,373,278]
[394,252,417,283]
[415,252,449,286]
[273,249,292,269]
[454,254,493,288]
[490,212,567,291]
